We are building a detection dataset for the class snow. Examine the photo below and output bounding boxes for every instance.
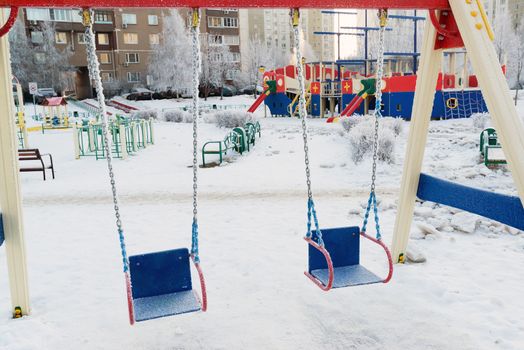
[1,95,524,349]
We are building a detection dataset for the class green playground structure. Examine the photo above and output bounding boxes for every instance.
[480,127,507,166]
[202,121,261,167]
[74,115,154,160]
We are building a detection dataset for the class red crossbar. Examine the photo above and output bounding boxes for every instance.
[0,0,450,8]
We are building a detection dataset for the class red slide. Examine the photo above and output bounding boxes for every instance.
[341,94,364,117]
[248,90,269,113]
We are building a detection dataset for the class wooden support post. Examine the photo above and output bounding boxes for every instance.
[391,13,442,263]
[0,8,31,316]
[73,124,80,159]
[450,0,524,204]
[119,124,128,159]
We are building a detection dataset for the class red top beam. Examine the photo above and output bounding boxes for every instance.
[0,0,450,9]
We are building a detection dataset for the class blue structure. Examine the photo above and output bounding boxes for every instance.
[417,173,524,230]
[129,248,202,322]
[307,226,384,288]
[0,213,4,246]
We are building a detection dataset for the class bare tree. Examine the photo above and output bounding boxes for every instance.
[244,37,272,98]
[148,10,192,97]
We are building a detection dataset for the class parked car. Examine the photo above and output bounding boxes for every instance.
[124,88,154,101]
[239,85,264,95]
[221,85,238,97]
[35,88,57,104]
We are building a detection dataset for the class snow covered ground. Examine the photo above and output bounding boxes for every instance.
[1,95,523,349]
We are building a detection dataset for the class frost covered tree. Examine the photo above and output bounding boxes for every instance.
[200,36,235,100]
[148,10,192,96]
[509,17,524,104]
[9,20,72,92]
[244,37,272,97]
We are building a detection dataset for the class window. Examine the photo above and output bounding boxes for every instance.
[207,16,238,28]
[101,72,114,82]
[209,35,223,45]
[148,15,158,25]
[94,11,112,24]
[77,33,87,44]
[127,72,140,82]
[26,9,50,21]
[122,13,137,25]
[149,34,160,45]
[208,17,222,28]
[99,53,111,64]
[224,35,239,45]
[50,9,71,22]
[55,32,67,44]
[123,33,138,44]
[97,33,110,45]
[223,17,238,27]
[231,52,240,62]
[34,52,45,64]
[31,31,43,44]
[125,53,139,64]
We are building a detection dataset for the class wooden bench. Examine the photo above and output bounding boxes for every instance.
[19,149,55,181]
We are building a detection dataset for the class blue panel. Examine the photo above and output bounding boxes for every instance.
[417,173,524,230]
[0,213,4,247]
[311,95,321,116]
[308,226,360,271]
[133,290,201,322]
[311,265,382,288]
[264,93,291,116]
[129,248,192,299]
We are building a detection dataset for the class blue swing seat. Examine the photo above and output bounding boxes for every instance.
[307,226,384,288]
[129,248,202,322]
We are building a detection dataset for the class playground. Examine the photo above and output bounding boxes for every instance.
[1,2,524,349]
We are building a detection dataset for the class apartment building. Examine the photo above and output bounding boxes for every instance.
[20,8,165,99]
[238,9,335,71]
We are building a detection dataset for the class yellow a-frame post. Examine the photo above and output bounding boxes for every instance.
[0,8,30,316]
[391,0,524,262]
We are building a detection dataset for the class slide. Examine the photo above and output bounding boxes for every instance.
[341,94,364,116]
[248,90,270,113]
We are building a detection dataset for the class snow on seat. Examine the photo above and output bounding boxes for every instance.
[129,248,202,322]
[310,265,382,288]
[307,226,385,289]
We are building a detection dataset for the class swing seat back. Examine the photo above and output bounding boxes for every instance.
[129,248,202,322]
[307,226,385,289]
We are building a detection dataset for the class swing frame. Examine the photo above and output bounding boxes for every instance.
[1,0,524,317]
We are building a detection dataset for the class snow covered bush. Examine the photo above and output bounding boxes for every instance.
[383,117,403,136]
[347,116,397,164]
[470,112,490,130]
[164,109,192,123]
[131,110,158,120]
[340,116,362,133]
[211,111,257,128]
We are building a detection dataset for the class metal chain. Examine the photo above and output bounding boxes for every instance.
[83,10,129,271]
[362,9,387,239]
[190,9,201,263]
[292,10,323,246]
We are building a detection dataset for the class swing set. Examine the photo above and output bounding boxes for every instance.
[0,0,523,325]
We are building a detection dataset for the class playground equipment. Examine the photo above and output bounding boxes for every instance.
[79,9,206,323]
[479,127,506,166]
[201,121,261,167]
[0,0,523,322]
[41,97,70,133]
[73,116,154,160]
[295,9,393,291]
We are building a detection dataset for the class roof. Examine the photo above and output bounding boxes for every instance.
[42,97,68,106]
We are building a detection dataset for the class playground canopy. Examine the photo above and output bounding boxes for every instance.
[41,97,67,107]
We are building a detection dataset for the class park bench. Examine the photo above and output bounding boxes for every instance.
[18,148,55,180]
[202,130,241,167]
